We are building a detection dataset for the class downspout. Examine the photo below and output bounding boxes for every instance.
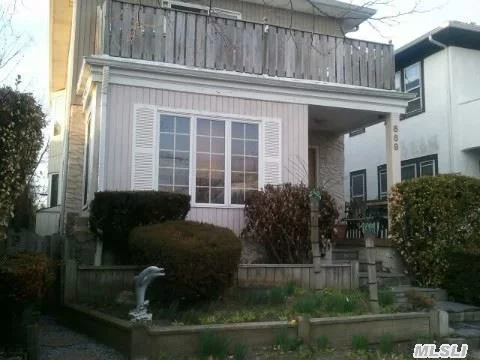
[428,34,454,172]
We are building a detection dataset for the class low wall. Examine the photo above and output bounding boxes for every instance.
[237,262,359,290]
[61,304,439,359]
[68,262,360,304]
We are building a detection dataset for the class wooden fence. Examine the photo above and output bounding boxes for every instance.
[66,261,360,304]
[97,0,395,90]
[6,229,63,260]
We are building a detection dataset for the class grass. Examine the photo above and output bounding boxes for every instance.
[378,288,395,308]
[314,334,329,352]
[274,329,303,351]
[352,334,369,353]
[198,331,229,359]
[378,333,394,354]
[95,284,395,326]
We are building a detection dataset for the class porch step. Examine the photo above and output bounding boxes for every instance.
[359,273,410,288]
[390,286,447,304]
[449,322,480,351]
[437,301,480,323]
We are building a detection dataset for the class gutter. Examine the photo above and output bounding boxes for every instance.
[427,34,454,173]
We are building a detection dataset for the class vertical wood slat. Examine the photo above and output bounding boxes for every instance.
[120,2,132,57]
[131,4,144,59]
[344,40,353,84]
[376,44,385,90]
[195,15,206,67]
[266,27,277,76]
[276,27,286,77]
[335,37,344,84]
[352,40,361,86]
[310,33,321,81]
[367,42,376,88]
[318,35,328,81]
[164,10,175,63]
[294,30,304,79]
[206,17,217,69]
[285,30,296,78]
[384,45,395,90]
[185,13,196,66]
[253,23,263,74]
[359,41,368,87]
[224,19,236,71]
[326,36,336,82]
[109,0,122,56]
[175,11,186,65]
[143,5,154,60]
[152,7,164,61]
[234,21,244,72]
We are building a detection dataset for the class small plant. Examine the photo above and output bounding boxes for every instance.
[232,343,248,360]
[282,281,297,297]
[314,334,329,352]
[293,293,321,314]
[405,291,435,311]
[378,333,394,354]
[198,331,230,359]
[269,287,287,305]
[352,334,369,353]
[379,288,395,308]
[274,329,303,351]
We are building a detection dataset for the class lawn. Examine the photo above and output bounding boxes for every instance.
[90,284,396,326]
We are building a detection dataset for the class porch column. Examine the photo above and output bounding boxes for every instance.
[385,113,401,227]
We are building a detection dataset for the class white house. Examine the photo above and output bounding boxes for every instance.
[345,21,480,202]
[41,0,411,237]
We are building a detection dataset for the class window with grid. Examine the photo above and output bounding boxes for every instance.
[231,122,259,204]
[195,119,226,204]
[395,61,424,117]
[158,115,191,194]
[350,170,366,201]
[378,166,387,199]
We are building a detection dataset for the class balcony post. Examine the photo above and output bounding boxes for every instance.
[385,113,401,228]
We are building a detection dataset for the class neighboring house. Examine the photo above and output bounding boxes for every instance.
[345,21,480,202]
[44,0,410,236]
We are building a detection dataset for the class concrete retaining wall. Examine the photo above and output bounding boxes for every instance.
[61,304,439,359]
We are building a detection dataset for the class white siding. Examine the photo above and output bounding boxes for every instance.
[105,85,308,234]
[344,50,451,200]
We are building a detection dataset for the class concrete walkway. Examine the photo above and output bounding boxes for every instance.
[40,317,125,360]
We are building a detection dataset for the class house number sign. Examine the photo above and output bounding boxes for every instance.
[393,125,399,151]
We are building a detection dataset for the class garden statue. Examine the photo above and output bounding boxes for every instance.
[129,266,165,322]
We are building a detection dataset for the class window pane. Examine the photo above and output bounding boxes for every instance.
[211,138,225,154]
[408,87,421,99]
[379,170,387,195]
[245,141,258,156]
[245,124,258,140]
[195,119,226,204]
[211,171,225,187]
[174,151,189,169]
[160,115,175,132]
[160,133,174,150]
[404,62,420,91]
[174,186,189,195]
[176,134,190,151]
[159,168,174,185]
[159,185,173,192]
[211,188,225,204]
[232,123,244,138]
[175,169,189,186]
[231,172,244,188]
[196,170,209,187]
[245,157,258,172]
[231,189,244,205]
[197,136,210,153]
[395,71,402,92]
[420,161,434,176]
[159,151,174,167]
[196,154,210,170]
[231,156,243,172]
[401,164,416,181]
[196,187,209,203]
[176,117,190,134]
[245,173,258,188]
[232,139,244,155]
[352,175,364,197]
[211,120,225,137]
[211,155,225,171]
[197,119,210,136]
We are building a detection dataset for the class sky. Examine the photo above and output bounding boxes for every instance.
[1,0,480,200]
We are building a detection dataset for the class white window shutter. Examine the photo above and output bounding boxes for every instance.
[131,105,157,190]
[262,119,282,187]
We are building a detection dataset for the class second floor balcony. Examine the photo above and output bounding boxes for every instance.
[95,0,395,90]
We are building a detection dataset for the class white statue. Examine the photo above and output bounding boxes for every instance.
[129,266,165,323]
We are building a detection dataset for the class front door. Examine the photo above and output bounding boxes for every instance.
[308,147,318,188]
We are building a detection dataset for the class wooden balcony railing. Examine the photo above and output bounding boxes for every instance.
[96,0,395,90]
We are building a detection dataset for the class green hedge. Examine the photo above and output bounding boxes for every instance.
[444,252,480,306]
[89,191,190,262]
[129,221,241,303]
[390,174,480,287]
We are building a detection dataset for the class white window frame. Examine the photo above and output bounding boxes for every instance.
[378,166,387,199]
[396,61,424,117]
[401,163,417,181]
[420,160,436,176]
[350,170,366,201]
[155,108,266,209]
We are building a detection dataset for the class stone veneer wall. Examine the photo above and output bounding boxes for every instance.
[64,105,86,220]
[309,131,345,214]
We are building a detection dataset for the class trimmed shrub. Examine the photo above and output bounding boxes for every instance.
[89,191,190,262]
[243,184,339,264]
[129,221,241,303]
[390,174,480,287]
[444,251,480,306]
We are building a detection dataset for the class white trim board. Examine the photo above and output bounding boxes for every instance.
[77,55,412,114]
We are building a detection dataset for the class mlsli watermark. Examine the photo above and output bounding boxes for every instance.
[413,344,468,358]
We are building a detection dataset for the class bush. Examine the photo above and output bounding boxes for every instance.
[443,251,480,306]
[129,221,241,303]
[243,184,339,264]
[389,174,480,287]
[90,191,190,262]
